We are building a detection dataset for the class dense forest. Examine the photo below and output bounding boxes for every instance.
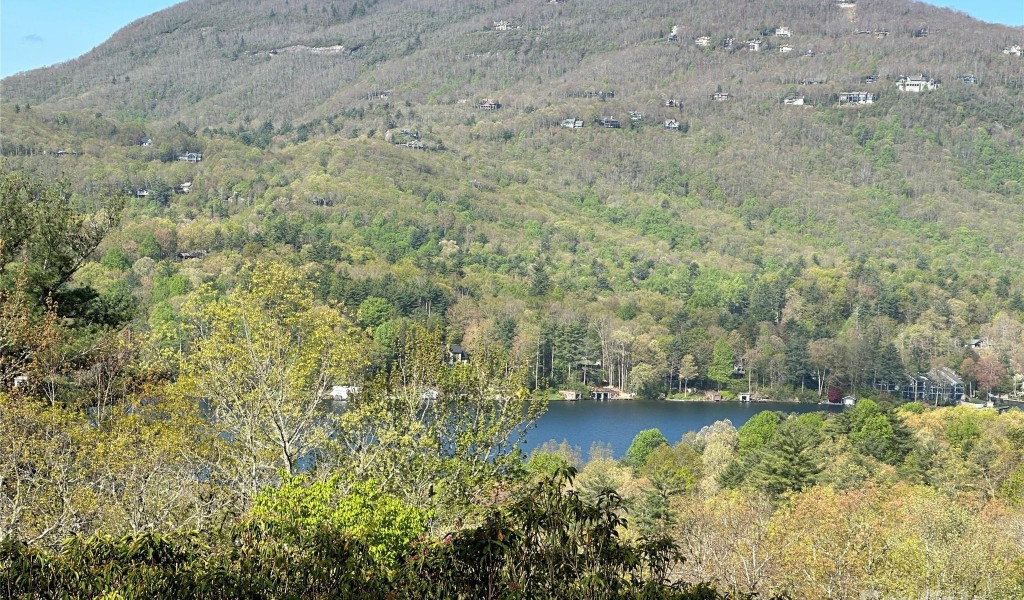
[2,0,1024,595]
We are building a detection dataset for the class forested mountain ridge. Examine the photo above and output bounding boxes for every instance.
[3,0,1023,127]
[1,0,1023,399]
[3,2,1024,597]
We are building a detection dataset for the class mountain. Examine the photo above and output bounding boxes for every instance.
[4,0,1023,126]
[1,0,1023,396]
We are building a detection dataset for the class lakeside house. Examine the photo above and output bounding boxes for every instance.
[875,367,966,405]
[591,386,632,400]
[559,390,582,401]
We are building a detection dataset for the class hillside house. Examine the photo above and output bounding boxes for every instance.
[493,20,518,31]
[1004,45,1023,56]
[803,49,816,57]
[913,28,929,38]
[13,375,29,389]
[629,111,643,121]
[133,189,151,198]
[722,37,735,49]
[779,45,793,53]
[139,137,153,147]
[839,91,876,104]
[597,116,621,128]
[668,26,679,42]
[711,92,730,101]
[897,75,939,92]
[665,98,679,107]
[560,118,584,128]
[448,344,469,364]
[784,96,805,106]
[746,39,762,52]
[875,30,889,38]
[176,250,208,260]
[801,79,825,85]
[962,338,989,349]
[54,150,79,156]
[329,385,360,401]
[568,90,614,99]
[863,74,879,84]
[177,152,203,163]
[958,74,978,84]
[775,27,791,38]
[664,119,680,129]
[478,99,501,110]
[175,181,193,194]
[367,90,392,100]
[835,1,856,7]
[404,140,425,150]
[695,36,711,47]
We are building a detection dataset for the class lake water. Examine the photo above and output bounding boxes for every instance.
[522,400,842,459]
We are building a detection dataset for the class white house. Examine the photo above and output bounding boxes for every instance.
[839,91,876,104]
[897,75,939,92]
[774,27,792,38]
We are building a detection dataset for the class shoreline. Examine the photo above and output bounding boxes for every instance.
[551,396,813,405]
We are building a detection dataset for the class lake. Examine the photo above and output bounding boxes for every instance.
[522,400,842,459]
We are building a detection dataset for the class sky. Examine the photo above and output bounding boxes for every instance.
[1,0,1022,78]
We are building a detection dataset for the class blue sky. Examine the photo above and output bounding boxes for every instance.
[1,0,1022,77]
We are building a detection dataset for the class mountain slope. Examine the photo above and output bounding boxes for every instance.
[1,0,1023,395]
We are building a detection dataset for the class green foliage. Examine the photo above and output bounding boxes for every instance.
[946,414,982,455]
[356,296,396,330]
[841,399,913,465]
[404,468,719,599]
[625,428,669,470]
[250,475,426,571]
[708,338,735,388]
[0,172,123,302]
[737,411,780,454]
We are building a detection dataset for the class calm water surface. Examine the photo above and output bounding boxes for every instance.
[523,400,842,458]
